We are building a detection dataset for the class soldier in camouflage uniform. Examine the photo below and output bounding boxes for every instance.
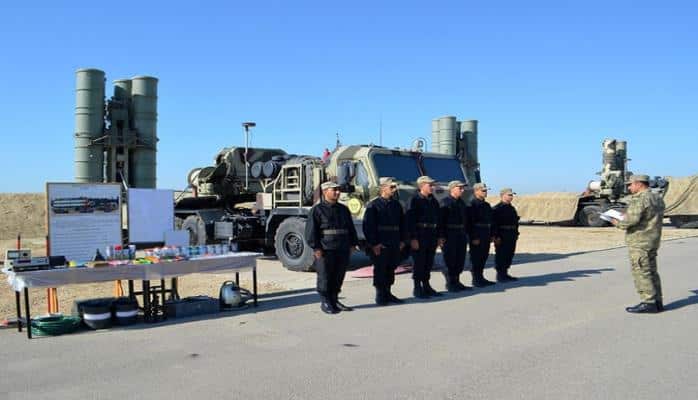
[611,174,666,314]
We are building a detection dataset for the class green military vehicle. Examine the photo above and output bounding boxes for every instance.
[175,117,481,271]
[511,138,698,227]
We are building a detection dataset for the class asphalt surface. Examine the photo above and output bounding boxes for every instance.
[2,237,697,400]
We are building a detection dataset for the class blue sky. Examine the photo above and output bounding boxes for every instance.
[1,1,696,194]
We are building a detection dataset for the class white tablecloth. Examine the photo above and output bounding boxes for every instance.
[3,252,260,291]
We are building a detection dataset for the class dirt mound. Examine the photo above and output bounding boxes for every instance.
[487,192,580,223]
[664,175,698,216]
[0,193,46,240]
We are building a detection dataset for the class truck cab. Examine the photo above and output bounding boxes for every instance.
[327,145,469,218]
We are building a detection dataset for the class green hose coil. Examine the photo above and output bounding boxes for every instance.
[31,315,82,336]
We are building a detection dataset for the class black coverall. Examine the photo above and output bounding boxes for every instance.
[407,193,440,282]
[362,196,406,290]
[305,200,358,299]
[439,195,469,283]
[467,197,493,281]
[492,202,520,274]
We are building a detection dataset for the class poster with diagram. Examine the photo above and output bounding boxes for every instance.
[47,182,122,262]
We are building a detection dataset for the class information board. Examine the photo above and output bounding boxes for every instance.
[127,188,174,243]
[47,182,122,263]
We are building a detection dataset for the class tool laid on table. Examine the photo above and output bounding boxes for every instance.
[3,249,51,272]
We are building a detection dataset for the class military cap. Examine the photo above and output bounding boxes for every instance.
[379,177,397,187]
[472,182,488,191]
[500,187,516,196]
[447,180,467,190]
[625,174,650,184]
[321,181,340,190]
[416,176,435,185]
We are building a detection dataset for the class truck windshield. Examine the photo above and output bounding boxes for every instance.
[422,157,465,183]
[372,154,422,182]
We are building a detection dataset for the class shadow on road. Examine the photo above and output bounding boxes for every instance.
[30,267,615,337]
[234,267,617,315]
[664,290,698,311]
[348,250,600,272]
[511,252,587,265]
[112,289,322,332]
[135,267,614,318]
[352,267,616,309]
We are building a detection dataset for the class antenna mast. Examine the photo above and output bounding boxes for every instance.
[379,113,383,146]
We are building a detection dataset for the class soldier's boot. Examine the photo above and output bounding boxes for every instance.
[455,280,471,291]
[446,276,462,293]
[333,292,353,312]
[327,292,342,313]
[375,287,389,306]
[386,287,404,304]
[413,280,428,299]
[423,280,442,297]
[503,268,518,281]
[625,302,660,314]
[320,295,337,315]
[497,270,517,282]
[656,300,664,312]
[496,270,505,282]
[473,274,496,288]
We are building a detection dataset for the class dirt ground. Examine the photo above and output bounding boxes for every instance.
[1,192,697,320]
[0,193,46,239]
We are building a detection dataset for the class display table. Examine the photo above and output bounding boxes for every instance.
[3,252,260,339]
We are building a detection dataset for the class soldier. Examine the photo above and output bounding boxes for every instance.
[439,180,471,292]
[407,176,443,298]
[492,188,520,282]
[467,182,496,287]
[610,174,665,314]
[305,181,359,314]
[362,177,406,305]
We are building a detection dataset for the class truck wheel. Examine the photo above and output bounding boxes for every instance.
[670,216,698,229]
[274,217,315,272]
[576,205,609,227]
[181,215,207,246]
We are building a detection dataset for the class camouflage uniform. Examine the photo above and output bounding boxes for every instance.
[616,189,665,303]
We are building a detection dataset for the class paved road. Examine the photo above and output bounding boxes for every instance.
[2,237,697,400]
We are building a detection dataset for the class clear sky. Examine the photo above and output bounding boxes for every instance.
[1,0,696,194]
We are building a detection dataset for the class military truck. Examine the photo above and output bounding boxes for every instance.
[661,175,698,228]
[175,119,481,271]
[511,138,698,227]
[575,138,633,227]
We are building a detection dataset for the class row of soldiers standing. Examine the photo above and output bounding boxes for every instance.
[305,176,520,314]
[403,177,520,299]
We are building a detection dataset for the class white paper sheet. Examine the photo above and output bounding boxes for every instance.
[600,209,625,222]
